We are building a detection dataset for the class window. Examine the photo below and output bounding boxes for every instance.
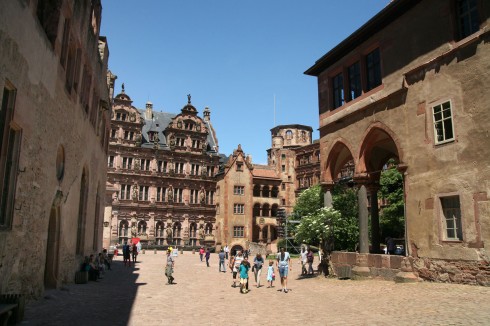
[0,85,21,229]
[190,189,199,204]
[332,73,344,108]
[285,130,293,140]
[107,156,114,168]
[282,199,286,205]
[122,157,133,169]
[233,226,244,238]
[139,186,149,201]
[37,0,61,46]
[281,154,286,160]
[206,191,214,205]
[157,160,167,173]
[366,48,382,91]
[281,165,285,172]
[234,204,245,214]
[120,184,131,200]
[457,0,480,39]
[432,101,455,144]
[348,61,362,101]
[156,187,166,202]
[190,164,200,175]
[137,220,147,234]
[281,184,285,191]
[174,188,183,203]
[440,195,463,241]
[175,162,185,174]
[140,159,151,171]
[124,130,134,140]
[206,165,214,177]
[192,139,201,149]
[236,162,243,172]
[176,137,185,147]
[234,186,244,195]
[110,129,117,138]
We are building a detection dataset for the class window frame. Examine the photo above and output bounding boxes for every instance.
[455,0,481,40]
[233,203,245,215]
[432,100,456,145]
[437,193,464,242]
[233,226,245,238]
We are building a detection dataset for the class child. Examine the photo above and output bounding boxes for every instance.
[267,260,275,288]
[239,257,251,294]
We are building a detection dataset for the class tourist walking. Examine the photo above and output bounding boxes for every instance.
[300,247,308,275]
[224,244,229,260]
[230,251,244,288]
[131,242,138,266]
[199,247,205,262]
[165,249,175,284]
[253,253,264,288]
[276,247,291,293]
[205,248,211,267]
[239,257,251,294]
[123,242,130,267]
[266,261,275,288]
[218,249,226,272]
[307,248,314,275]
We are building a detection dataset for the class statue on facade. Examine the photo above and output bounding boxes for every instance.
[187,94,191,104]
[132,186,138,200]
[198,225,205,239]
[199,188,206,204]
[167,185,174,201]
[166,227,173,239]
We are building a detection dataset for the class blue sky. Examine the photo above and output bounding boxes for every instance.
[101,1,389,164]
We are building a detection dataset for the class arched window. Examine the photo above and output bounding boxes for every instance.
[253,185,261,197]
[262,203,270,217]
[253,203,261,217]
[271,204,279,217]
[155,221,164,245]
[119,220,129,244]
[262,185,270,198]
[205,223,213,235]
[190,223,197,238]
[271,186,279,198]
[138,220,147,234]
[286,130,293,140]
[173,222,182,238]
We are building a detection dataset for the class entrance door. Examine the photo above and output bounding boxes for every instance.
[44,206,60,289]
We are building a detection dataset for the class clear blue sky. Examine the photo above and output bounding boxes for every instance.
[101,1,389,164]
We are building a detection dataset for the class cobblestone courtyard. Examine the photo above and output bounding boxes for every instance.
[23,252,490,326]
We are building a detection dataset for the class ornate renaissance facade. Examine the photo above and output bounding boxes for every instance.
[103,91,220,248]
[0,0,110,296]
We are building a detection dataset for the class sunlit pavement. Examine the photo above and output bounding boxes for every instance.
[23,251,490,325]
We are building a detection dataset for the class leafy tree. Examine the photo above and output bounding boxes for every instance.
[292,185,323,220]
[379,163,405,240]
[331,185,359,251]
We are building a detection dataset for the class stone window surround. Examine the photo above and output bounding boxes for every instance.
[435,191,465,243]
[233,226,245,238]
[430,99,456,146]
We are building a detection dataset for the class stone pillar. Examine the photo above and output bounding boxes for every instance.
[258,226,264,243]
[267,225,271,243]
[321,182,334,208]
[357,184,369,254]
[368,184,381,253]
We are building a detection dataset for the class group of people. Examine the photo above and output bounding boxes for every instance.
[81,249,111,281]
[122,241,141,267]
[300,246,315,276]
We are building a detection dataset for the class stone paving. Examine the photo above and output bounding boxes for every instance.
[22,251,490,326]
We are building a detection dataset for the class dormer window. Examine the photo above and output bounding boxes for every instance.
[115,112,127,121]
[148,131,158,142]
[185,121,194,130]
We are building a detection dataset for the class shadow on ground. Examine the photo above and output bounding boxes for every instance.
[22,259,143,326]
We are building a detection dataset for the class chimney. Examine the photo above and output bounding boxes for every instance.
[145,101,153,119]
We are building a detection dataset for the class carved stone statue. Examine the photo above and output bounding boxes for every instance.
[199,225,205,239]
[166,227,172,239]
[131,224,137,237]
[187,94,191,104]
[199,188,206,204]
[132,186,138,200]
[168,185,174,201]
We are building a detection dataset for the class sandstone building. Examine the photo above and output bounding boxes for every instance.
[305,0,490,284]
[103,92,220,249]
[0,0,111,297]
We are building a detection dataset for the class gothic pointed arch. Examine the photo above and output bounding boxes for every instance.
[324,138,356,183]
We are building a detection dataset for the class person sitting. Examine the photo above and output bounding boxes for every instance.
[88,254,100,281]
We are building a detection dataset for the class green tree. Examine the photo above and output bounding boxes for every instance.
[292,184,323,220]
[379,164,405,240]
[331,185,359,251]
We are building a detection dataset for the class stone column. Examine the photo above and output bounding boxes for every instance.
[258,226,264,243]
[368,184,381,253]
[267,225,271,243]
[321,182,334,208]
[357,184,369,254]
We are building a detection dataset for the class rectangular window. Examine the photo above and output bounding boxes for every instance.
[107,156,114,168]
[206,190,214,205]
[234,186,244,195]
[110,129,117,138]
[366,48,382,91]
[174,188,183,203]
[176,138,185,147]
[282,199,286,205]
[347,61,362,101]
[207,165,213,177]
[432,101,455,144]
[281,165,286,172]
[140,159,151,171]
[236,162,243,172]
[332,73,344,108]
[190,164,200,175]
[457,0,480,39]
[281,184,285,191]
[234,203,245,214]
[157,160,167,173]
[156,187,166,202]
[122,157,133,169]
[120,184,131,200]
[281,154,286,160]
[0,85,21,229]
[233,226,244,238]
[175,162,185,174]
[440,195,463,241]
[139,186,149,201]
[190,189,199,204]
